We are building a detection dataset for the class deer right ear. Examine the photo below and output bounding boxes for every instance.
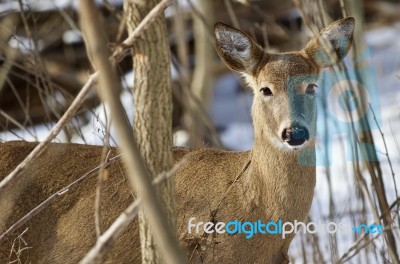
[303,17,355,67]
[214,23,264,74]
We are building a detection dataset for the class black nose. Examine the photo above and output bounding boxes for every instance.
[281,126,309,146]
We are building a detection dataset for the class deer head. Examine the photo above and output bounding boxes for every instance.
[214,18,354,152]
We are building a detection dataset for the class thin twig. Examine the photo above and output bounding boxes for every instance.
[0,110,36,139]
[336,194,400,263]
[337,226,397,264]
[369,104,399,210]
[95,149,111,238]
[223,0,240,29]
[172,0,190,81]
[80,159,186,264]
[338,0,348,18]
[81,198,141,264]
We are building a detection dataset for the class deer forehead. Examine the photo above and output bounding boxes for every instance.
[253,52,320,91]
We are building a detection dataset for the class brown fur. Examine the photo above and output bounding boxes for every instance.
[0,17,354,263]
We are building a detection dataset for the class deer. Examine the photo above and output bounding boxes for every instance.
[0,17,354,263]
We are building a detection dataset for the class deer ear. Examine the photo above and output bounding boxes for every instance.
[303,17,355,67]
[214,23,265,74]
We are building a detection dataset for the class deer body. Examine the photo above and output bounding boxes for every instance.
[0,17,354,263]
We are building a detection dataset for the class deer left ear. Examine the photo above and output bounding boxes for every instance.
[303,17,355,67]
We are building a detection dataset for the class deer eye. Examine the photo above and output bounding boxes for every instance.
[305,84,318,94]
[260,87,273,96]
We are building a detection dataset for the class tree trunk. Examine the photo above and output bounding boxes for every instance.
[124,0,176,263]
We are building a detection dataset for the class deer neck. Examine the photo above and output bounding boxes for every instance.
[242,126,316,222]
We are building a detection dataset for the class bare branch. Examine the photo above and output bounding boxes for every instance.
[95,149,112,237]
[80,159,186,264]
[81,198,141,264]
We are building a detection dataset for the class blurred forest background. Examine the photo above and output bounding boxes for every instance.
[0,0,399,263]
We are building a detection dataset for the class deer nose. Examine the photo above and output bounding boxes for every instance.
[281,126,309,146]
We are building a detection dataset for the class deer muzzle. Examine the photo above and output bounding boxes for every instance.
[281,126,309,146]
